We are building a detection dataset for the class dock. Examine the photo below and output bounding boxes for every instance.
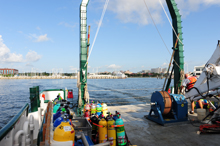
[108,103,220,146]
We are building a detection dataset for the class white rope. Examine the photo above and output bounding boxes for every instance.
[85,0,109,67]
[142,0,171,56]
[158,0,184,46]
[143,0,182,70]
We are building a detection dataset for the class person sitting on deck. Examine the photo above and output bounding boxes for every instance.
[181,73,203,114]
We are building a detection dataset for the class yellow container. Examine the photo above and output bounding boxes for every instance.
[98,118,107,143]
[107,119,116,146]
[102,103,108,117]
[53,121,75,142]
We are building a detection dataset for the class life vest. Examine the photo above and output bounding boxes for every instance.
[186,76,197,90]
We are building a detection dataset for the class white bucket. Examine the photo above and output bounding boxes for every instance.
[197,109,206,121]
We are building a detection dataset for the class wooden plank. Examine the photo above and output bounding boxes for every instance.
[40,141,45,146]
[43,124,46,142]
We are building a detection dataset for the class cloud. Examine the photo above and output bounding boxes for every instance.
[107,64,121,69]
[108,0,163,25]
[161,62,168,68]
[175,0,220,16]
[36,34,50,42]
[0,35,23,63]
[36,27,41,30]
[26,63,33,67]
[26,50,42,62]
[29,34,50,42]
[107,0,220,25]
[59,22,75,28]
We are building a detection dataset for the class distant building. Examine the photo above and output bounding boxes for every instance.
[124,70,133,75]
[161,68,167,73]
[113,71,127,78]
[139,70,150,73]
[194,65,205,76]
[0,68,19,75]
[151,68,161,73]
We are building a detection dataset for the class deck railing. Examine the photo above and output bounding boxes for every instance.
[0,103,29,141]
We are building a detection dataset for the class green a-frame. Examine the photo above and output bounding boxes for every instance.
[77,0,184,113]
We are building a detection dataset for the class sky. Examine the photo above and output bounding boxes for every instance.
[0,0,220,73]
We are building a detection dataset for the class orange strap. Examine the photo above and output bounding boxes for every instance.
[84,109,108,111]
[69,119,74,127]
[111,124,124,128]
[91,122,124,128]
[92,122,104,128]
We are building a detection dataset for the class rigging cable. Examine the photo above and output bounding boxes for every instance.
[158,0,184,46]
[142,0,182,70]
[85,0,109,67]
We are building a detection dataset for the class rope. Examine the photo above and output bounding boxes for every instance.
[85,0,109,67]
[142,0,171,56]
[84,84,90,103]
[158,0,184,46]
[78,86,82,108]
[142,0,182,70]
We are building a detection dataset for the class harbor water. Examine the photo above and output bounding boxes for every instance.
[0,78,165,129]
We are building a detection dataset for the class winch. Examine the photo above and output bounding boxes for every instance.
[147,91,188,125]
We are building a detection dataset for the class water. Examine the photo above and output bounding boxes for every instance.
[0,78,165,129]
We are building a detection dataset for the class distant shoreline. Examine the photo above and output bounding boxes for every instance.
[0,76,126,79]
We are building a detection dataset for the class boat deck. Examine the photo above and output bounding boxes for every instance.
[108,103,220,146]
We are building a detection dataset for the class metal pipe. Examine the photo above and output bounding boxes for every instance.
[29,115,35,145]
[81,133,89,146]
[208,100,216,110]
[14,130,25,146]
[190,89,220,101]
[162,34,179,91]
[23,121,31,146]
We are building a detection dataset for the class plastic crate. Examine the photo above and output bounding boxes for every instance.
[72,118,92,138]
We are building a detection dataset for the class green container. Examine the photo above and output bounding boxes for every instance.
[36,93,40,107]
[53,104,60,113]
[29,86,40,112]
[29,94,38,112]
[30,88,37,94]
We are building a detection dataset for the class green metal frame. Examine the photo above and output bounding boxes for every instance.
[166,0,184,94]
[0,103,29,141]
[78,0,90,115]
[30,86,40,112]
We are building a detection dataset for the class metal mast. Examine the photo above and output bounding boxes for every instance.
[78,0,90,114]
[166,0,184,94]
